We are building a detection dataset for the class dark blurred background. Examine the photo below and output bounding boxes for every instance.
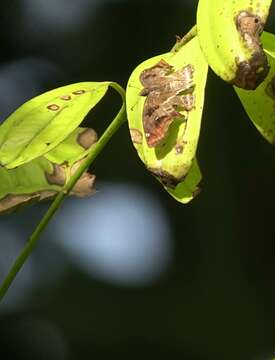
[0,1,275,359]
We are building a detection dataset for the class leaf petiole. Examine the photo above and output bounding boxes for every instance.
[171,25,197,53]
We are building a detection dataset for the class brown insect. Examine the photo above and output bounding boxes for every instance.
[139,59,195,147]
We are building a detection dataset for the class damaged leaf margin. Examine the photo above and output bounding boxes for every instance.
[0,127,97,214]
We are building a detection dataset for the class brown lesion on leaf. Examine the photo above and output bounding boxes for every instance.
[129,128,143,144]
[45,164,66,186]
[175,139,188,155]
[70,159,96,197]
[60,95,72,101]
[71,172,96,197]
[175,140,187,154]
[77,128,98,149]
[0,190,59,214]
[47,104,60,111]
[234,11,269,89]
[0,194,40,214]
[73,90,86,95]
[175,145,183,154]
[0,161,97,214]
[44,160,96,198]
[147,167,184,188]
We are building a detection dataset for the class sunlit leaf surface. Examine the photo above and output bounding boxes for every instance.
[0,82,108,169]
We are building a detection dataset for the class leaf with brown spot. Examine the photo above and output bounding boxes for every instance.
[0,82,109,169]
[0,155,96,214]
[235,33,275,144]
[197,0,272,89]
[0,124,98,214]
[126,36,208,204]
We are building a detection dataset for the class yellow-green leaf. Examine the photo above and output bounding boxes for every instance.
[0,82,109,169]
[126,36,207,203]
[235,50,275,144]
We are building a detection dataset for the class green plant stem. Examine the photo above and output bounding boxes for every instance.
[171,25,197,52]
[0,82,126,302]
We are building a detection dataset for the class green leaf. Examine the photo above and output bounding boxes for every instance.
[126,36,208,203]
[235,43,275,144]
[197,0,272,89]
[262,31,275,58]
[0,82,109,169]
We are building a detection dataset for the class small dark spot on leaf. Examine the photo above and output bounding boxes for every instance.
[71,171,96,197]
[47,104,60,111]
[73,90,86,95]
[60,95,71,101]
[175,145,183,154]
[62,160,69,167]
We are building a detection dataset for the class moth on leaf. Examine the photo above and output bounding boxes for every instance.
[126,36,208,203]
[139,59,195,147]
